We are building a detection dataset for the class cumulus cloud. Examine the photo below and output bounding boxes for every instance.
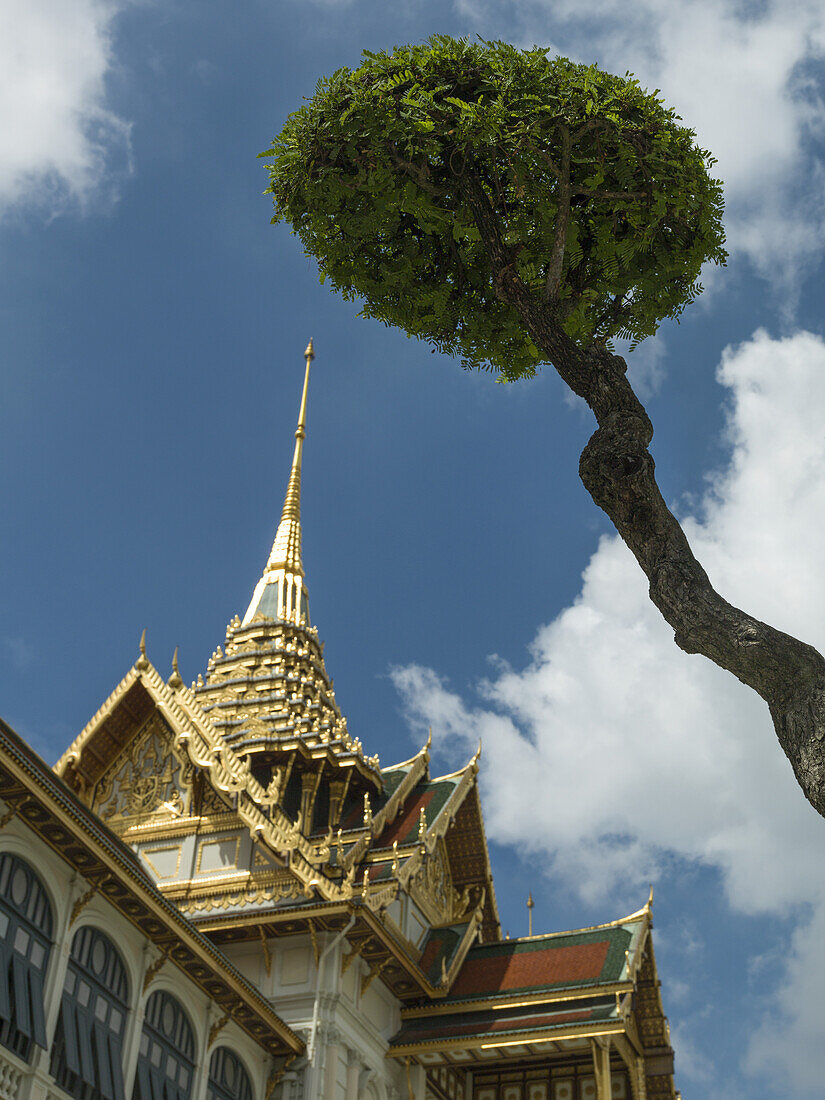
[454,0,825,299]
[0,0,132,218]
[392,329,825,1094]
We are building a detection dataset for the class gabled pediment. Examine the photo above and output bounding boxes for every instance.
[55,657,358,910]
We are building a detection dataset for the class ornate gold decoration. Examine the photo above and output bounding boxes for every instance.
[168,648,184,690]
[143,951,168,993]
[341,941,364,975]
[0,806,16,830]
[208,1012,231,1048]
[136,629,149,670]
[94,714,193,828]
[266,1055,296,1099]
[69,882,99,926]
[176,875,305,915]
[259,925,272,976]
[308,920,320,968]
[363,793,373,829]
[364,881,399,915]
[360,958,388,998]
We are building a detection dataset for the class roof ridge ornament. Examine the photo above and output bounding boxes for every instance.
[136,629,149,670]
[168,647,184,690]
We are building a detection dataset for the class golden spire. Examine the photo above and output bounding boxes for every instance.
[242,341,316,627]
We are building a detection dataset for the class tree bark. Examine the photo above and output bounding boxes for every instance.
[462,175,825,820]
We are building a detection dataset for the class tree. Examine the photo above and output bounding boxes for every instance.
[260,35,825,819]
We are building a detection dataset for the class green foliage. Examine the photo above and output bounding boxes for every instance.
[262,36,726,379]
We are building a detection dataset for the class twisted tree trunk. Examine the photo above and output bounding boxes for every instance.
[463,176,825,819]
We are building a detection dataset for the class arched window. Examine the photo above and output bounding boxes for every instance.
[0,852,53,1060]
[133,991,195,1100]
[50,925,129,1100]
[207,1047,253,1100]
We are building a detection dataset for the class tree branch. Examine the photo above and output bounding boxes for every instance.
[545,125,572,302]
[463,179,825,818]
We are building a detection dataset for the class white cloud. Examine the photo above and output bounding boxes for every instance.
[454,0,825,297]
[392,329,825,1094]
[0,0,132,218]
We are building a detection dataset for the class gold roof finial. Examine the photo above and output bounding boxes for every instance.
[168,647,184,690]
[527,891,535,937]
[136,629,149,670]
[242,342,317,627]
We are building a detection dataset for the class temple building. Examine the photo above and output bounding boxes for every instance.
[0,343,679,1100]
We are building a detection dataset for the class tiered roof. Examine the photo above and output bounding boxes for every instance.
[52,343,678,1097]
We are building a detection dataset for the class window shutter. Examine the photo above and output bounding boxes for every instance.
[10,955,31,1039]
[107,1028,126,1100]
[136,1058,153,1100]
[74,998,96,1086]
[59,994,81,1076]
[93,1018,115,1100]
[0,952,11,1024]
[26,967,47,1049]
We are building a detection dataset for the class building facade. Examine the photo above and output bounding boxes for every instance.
[0,343,678,1100]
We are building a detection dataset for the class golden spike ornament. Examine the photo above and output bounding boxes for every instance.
[168,647,184,690]
[136,629,149,670]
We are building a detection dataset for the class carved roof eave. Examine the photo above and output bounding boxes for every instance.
[370,737,431,837]
[55,662,147,778]
[193,890,485,1002]
[0,716,303,1059]
[56,659,357,908]
[466,783,502,939]
[338,741,431,875]
[405,748,502,938]
[386,1014,627,1060]
[381,728,432,776]
[221,731,383,787]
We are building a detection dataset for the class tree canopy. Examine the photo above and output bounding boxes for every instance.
[261,36,825,821]
[261,35,726,379]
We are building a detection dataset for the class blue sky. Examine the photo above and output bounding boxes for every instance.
[2,1,825,1095]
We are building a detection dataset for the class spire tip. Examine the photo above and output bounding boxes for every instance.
[304,338,315,361]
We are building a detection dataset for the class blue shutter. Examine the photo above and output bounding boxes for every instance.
[59,995,81,1075]
[10,955,31,1039]
[0,952,11,1024]
[107,1028,126,1100]
[93,1018,114,1099]
[75,1000,96,1085]
[136,1059,153,1100]
[26,968,46,1049]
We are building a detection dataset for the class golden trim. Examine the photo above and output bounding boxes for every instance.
[400,981,635,1020]
[481,1027,623,1050]
[141,844,183,880]
[196,834,241,876]
[143,951,168,994]
[208,1012,231,1049]
[361,957,389,998]
[259,926,272,977]
[69,883,98,927]
[389,1021,626,1059]
[308,920,320,968]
